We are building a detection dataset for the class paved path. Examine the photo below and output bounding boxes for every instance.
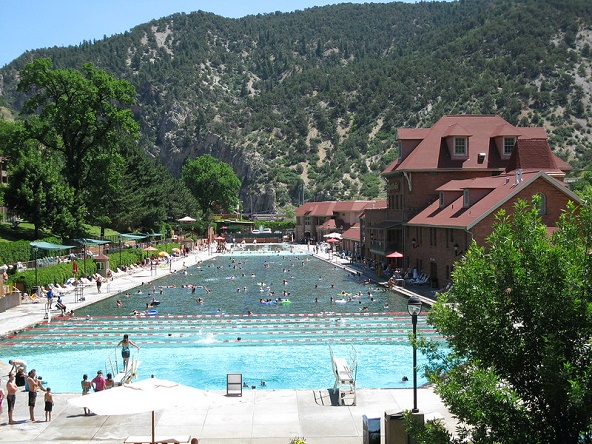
[0,246,456,443]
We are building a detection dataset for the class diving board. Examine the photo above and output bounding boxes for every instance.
[330,345,357,406]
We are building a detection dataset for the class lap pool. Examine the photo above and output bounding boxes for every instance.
[0,252,441,393]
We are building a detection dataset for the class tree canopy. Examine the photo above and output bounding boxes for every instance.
[181,154,241,222]
[418,199,592,444]
[0,62,197,238]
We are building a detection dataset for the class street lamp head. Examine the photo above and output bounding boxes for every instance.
[407,295,422,316]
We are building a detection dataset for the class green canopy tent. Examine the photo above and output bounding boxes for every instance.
[30,241,77,290]
[73,238,112,274]
[119,233,149,263]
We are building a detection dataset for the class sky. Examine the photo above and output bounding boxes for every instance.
[0,0,427,67]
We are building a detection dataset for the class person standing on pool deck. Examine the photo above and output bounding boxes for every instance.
[6,373,17,424]
[27,369,46,422]
[116,334,140,369]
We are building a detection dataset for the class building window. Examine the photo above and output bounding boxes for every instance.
[534,193,547,215]
[454,137,467,156]
[304,216,310,225]
[504,137,515,155]
[463,189,470,207]
[430,227,437,246]
[439,192,444,208]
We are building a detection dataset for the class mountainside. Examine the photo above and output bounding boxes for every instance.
[1,0,591,214]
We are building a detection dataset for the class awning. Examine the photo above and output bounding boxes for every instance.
[74,238,110,245]
[369,221,402,230]
[120,233,148,240]
[30,241,76,251]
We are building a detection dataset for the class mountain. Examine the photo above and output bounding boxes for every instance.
[1,0,591,215]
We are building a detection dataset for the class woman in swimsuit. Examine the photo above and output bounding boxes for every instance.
[81,374,92,415]
[116,334,140,369]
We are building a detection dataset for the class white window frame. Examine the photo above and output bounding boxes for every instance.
[454,137,467,156]
[504,137,515,156]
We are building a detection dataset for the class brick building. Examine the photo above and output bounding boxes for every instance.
[363,114,577,288]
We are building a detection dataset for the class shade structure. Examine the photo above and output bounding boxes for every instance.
[220,226,228,230]
[171,248,181,253]
[323,233,342,239]
[68,378,208,444]
[158,251,169,257]
[143,246,158,251]
[386,251,404,258]
[30,241,76,250]
[326,238,340,243]
[177,216,196,223]
[214,236,226,241]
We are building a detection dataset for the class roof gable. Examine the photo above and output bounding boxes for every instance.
[408,171,580,229]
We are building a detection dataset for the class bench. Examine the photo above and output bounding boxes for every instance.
[124,436,192,444]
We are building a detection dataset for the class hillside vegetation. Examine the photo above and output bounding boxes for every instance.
[1,0,591,212]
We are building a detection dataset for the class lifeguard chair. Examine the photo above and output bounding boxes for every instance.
[330,345,357,405]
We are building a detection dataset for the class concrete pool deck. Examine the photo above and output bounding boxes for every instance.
[0,246,457,443]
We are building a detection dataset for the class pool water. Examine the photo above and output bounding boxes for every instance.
[0,252,441,393]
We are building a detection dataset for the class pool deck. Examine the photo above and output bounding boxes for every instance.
[0,246,456,443]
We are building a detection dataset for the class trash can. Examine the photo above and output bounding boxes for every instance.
[384,410,424,444]
[362,415,380,444]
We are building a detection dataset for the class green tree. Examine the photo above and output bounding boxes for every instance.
[17,58,139,234]
[417,199,592,443]
[181,154,241,222]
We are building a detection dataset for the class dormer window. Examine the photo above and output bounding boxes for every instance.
[463,189,470,207]
[504,137,516,155]
[454,137,467,156]
[439,191,444,208]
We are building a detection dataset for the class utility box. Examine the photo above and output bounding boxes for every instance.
[362,415,380,444]
[384,410,424,444]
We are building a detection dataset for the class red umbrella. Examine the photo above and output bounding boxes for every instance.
[386,251,404,258]
[143,246,158,251]
[326,238,340,243]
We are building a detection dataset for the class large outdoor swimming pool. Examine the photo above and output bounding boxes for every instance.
[0,251,441,393]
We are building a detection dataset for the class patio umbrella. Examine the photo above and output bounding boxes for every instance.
[323,233,342,239]
[326,238,340,243]
[68,377,208,444]
[386,251,404,258]
[177,216,196,223]
[171,248,181,253]
[215,236,226,241]
[158,251,170,257]
[220,226,228,230]
[143,246,158,251]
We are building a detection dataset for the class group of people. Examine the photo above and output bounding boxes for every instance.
[2,359,53,423]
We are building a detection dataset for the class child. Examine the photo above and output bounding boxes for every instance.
[44,387,54,421]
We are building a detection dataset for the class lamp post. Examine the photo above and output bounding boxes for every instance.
[407,294,423,413]
[119,236,123,267]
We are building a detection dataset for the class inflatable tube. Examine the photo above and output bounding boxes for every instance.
[334,299,347,304]
[281,300,291,305]
[146,309,158,316]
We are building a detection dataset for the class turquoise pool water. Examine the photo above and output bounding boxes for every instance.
[0,252,440,393]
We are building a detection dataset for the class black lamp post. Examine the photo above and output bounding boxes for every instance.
[407,294,423,413]
[119,236,123,267]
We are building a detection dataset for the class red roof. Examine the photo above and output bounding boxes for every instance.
[386,115,556,173]
[505,138,569,175]
[295,200,385,216]
[407,171,580,230]
[341,224,360,240]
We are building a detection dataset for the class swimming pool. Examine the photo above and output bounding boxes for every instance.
[0,252,441,392]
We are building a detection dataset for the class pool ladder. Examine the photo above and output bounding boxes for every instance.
[105,348,140,386]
